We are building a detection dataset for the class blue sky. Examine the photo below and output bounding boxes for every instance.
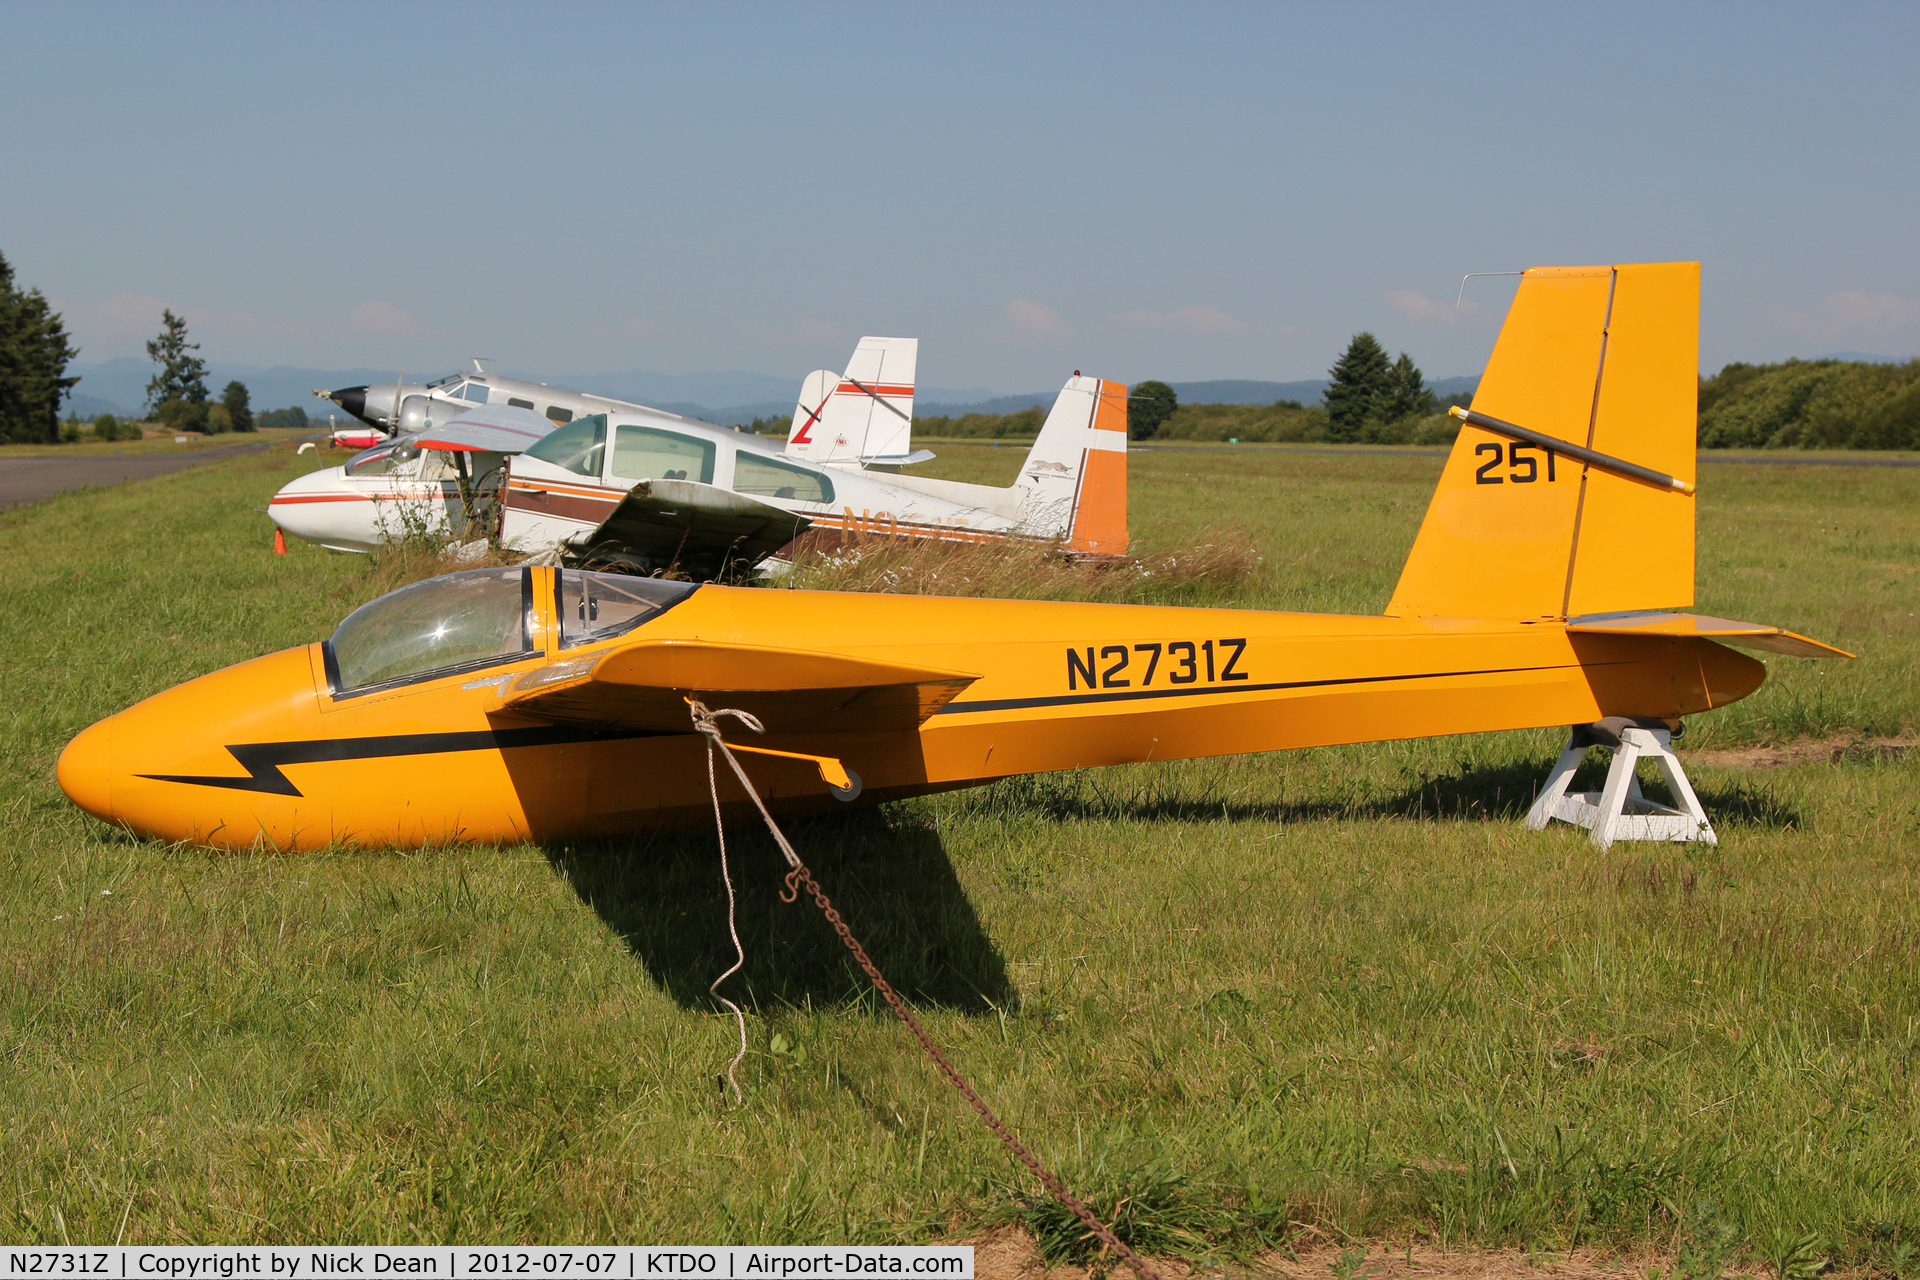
[4,1,1916,392]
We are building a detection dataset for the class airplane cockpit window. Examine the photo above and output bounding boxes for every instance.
[609,426,716,484]
[457,383,489,402]
[426,374,463,389]
[556,571,697,649]
[344,433,424,477]
[521,413,607,476]
[735,452,835,504]
[326,568,532,695]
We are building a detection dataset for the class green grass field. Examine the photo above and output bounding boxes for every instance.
[1,442,1915,1266]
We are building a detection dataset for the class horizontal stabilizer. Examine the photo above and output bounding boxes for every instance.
[1567,612,1854,659]
[582,479,811,578]
[414,403,558,454]
[496,639,980,734]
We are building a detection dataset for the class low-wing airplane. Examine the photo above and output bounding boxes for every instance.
[59,262,1852,851]
[497,370,1128,576]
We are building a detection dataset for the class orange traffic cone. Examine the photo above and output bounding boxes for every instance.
[273,528,287,555]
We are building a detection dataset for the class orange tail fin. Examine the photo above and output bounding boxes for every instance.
[1386,262,1699,620]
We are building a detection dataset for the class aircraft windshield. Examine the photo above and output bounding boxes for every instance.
[557,571,697,648]
[328,568,532,694]
[522,414,607,476]
[425,374,464,388]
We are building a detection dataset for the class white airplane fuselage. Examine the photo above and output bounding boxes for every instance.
[268,438,511,553]
[502,410,1042,555]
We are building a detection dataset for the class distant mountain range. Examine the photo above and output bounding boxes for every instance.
[60,358,1480,424]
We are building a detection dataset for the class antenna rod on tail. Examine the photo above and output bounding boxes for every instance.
[1448,405,1697,495]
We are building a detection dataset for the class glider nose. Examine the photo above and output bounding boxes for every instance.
[57,719,114,824]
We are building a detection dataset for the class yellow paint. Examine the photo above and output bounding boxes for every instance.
[1564,262,1699,615]
[55,263,1845,851]
[1389,266,1612,620]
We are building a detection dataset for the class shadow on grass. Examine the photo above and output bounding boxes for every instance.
[541,807,1014,1015]
[957,756,1805,831]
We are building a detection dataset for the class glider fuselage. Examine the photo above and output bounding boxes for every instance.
[57,572,1764,850]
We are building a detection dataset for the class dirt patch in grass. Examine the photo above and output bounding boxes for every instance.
[1682,733,1916,769]
[962,1229,1671,1280]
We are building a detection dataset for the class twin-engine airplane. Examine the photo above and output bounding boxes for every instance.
[60,263,1850,850]
[316,361,717,441]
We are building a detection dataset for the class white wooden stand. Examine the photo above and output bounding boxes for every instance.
[1525,724,1716,851]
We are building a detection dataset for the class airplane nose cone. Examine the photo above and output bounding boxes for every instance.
[329,385,369,421]
[57,719,114,824]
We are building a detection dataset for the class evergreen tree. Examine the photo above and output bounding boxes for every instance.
[144,309,209,411]
[1383,352,1433,423]
[1128,380,1178,440]
[221,379,254,433]
[0,250,82,444]
[1324,332,1391,441]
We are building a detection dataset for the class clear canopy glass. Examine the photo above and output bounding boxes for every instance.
[558,571,696,648]
[329,568,531,693]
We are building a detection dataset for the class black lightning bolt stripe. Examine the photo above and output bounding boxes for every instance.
[139,726,672,798]
[931,664,1569,715]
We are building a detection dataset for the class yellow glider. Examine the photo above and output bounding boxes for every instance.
[57,262,1850,850]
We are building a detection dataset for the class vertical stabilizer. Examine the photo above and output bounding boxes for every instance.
[1016,376,1130,554]
[789,370,836,452]
[794,336,918,464]
[1562,262,1698,615]
[1385,263,1698,620]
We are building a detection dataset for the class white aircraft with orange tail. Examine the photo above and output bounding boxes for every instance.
[497,366,1129,577]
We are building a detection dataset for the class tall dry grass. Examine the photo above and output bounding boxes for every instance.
[784,529,1263,606]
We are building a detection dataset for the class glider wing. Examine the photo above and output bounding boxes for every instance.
[1566,612,1854,659]
[492,639,980,734]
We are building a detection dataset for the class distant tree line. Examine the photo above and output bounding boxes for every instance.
[0,250,80,443]
[1698,358,1920,449]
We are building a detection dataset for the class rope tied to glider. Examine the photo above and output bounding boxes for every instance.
[686,699,1166,1280]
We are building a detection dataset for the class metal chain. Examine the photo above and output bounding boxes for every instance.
[688,701,1165,1280]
